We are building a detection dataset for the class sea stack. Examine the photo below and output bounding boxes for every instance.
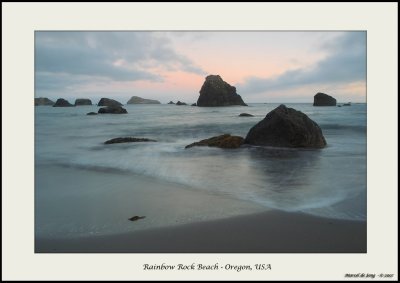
[74,98,92,106]
[313,92,336,106]
[197,75,247,107]
[98,98,123,107]
[244,105,326,148]
[35,97,54,106]
[127,96,161,104]
[53,98,74,107]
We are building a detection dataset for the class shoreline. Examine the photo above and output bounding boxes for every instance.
[36,210,366,253]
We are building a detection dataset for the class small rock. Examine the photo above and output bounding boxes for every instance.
[191,103,197,106]
[104,137,157,144]
[98,106,127,114]
[239,113,254,117]
[35,97,54,106]
[176,101,187,105]
[127,96,160,104]
[86,112,98,115]
[185,134,244,149]
[167,101,175,104]
[129,216,146,221]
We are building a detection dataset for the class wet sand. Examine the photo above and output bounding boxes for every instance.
[36,210,366,253]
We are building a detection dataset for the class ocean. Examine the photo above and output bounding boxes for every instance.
[35,103,366,238]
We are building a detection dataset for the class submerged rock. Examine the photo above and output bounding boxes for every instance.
[74,98,92,106]
[176,101,187,105]
[197,75,247,107]
[98,106,127,114]
[104,137,157,144]
[239,113,254,117]
[35,97,54,106]
[313,92,336,106]
[53,98,74,107]
[98,98,123,107]
[129,216,146,221]
[185,134,244,149]
[86,112,98,115]
[244,104,326,148]
[127,96,161,104]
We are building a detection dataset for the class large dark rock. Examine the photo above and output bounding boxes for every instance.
[98,98,123,107]
[313,92,336,106]
[98,106,127,114]
[244,105,326,148]
[53,98,74,107]
[104,137,156,144]
[35,97,54,106]
[185,134,244,149]
[197,75,247,107]
[74,98,92,106]
[127,96,160,104]
[176,101,187,106]
[239,113,254,117]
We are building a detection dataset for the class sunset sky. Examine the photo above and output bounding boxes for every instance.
[35,31,366,104]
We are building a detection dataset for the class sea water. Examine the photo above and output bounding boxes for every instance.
[35,103,366,238]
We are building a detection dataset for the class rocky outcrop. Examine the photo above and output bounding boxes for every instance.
[74,98,92,106]
[185,134,244,149]
[86,112,97,115]
[244,105,326,148]
[239,113,254,117]
[98,98,123,107]
[342,102,351,106]
[176,101,187,106]
[35,97,54,106]
[53,98,74,107]
[104,137,157,144]
[167,101,175,104]
[191,103,197,106]
[98,106,127,114]
[313,92,336,106]
[197,75,247,107]
[127,96,161,104]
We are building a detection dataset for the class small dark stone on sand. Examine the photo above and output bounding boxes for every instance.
[129,216,146,221]
[239,113,254,117]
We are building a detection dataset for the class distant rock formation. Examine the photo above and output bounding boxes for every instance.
[127,96,161,104]
[185,134,244,149]
[313,92,336,106]
[167,101,175,104]
[98,106,127,114]
[53,98,74,107]
[98,98,123,107]
[197,75,247,107]
[176,101,187,106]
[239,113,254,117]
[244,105,326,148]
[74,98,92,106]
[342,102,351,106]
[86,112,97,115]
[35,97,54,106]
[191,103,197,106]
[104,137,156,144]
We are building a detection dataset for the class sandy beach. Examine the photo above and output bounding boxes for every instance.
[36,210,366,253]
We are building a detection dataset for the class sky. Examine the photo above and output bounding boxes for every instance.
[35,31,366,104]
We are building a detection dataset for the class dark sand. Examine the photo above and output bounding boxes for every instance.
[36,210,366,253]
